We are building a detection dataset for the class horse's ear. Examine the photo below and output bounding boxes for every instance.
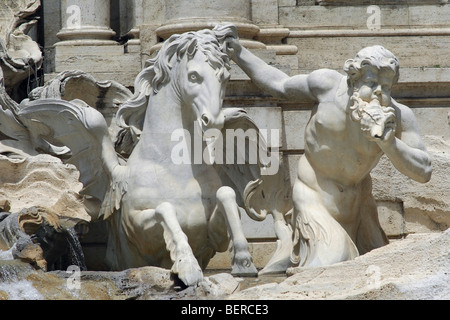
[187,38,197,58]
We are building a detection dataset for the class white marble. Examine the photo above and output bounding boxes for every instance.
[227,36,432,269]
[14,26,292,286]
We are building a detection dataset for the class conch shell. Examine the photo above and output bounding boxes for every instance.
[350,93,396,139]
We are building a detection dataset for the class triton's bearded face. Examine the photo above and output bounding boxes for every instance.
[349,67,397,140]
[353,67,394,107]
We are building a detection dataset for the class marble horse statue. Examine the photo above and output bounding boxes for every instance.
[15,25,284,286]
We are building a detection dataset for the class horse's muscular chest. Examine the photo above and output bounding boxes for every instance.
[126,161,221,211]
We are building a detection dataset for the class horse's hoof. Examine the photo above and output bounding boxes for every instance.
[231,250,258,277]
[172,255,204,287]
[231,262,258,277]
[178,270,204,287]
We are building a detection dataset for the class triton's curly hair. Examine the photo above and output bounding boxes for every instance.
[343,45,400,87]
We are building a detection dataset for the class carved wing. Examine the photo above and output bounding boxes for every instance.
[213,108,290,221]
[214,108,293,274]
[16,98,124,220]
[0,69,38,157]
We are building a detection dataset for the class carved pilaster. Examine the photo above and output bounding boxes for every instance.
[120,0,144,46]
[52,0,142,87]
[150,0,266,54]
[56,0,116,45]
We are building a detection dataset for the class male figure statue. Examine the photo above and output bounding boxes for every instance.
[226,40,432,267]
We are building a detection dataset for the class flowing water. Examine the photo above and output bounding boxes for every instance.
[65,227,87,271]
[0,226,87,300]
[0,259,44,300]
[0,246,14,261]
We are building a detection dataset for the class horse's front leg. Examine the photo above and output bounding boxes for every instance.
[136,202,203,286]
[216,186,258,277]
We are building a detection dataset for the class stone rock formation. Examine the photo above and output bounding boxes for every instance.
[228,229,450,300]
[0,264,240,300]
[0,206,88,272]
[1,229,447,300]
[0,154,89,221]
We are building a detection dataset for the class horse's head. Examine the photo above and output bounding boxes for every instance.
[168,26,235,132]
[115,25,237,150]
[177,39,229,131]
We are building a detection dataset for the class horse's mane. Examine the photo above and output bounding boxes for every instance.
[115,25,237,154]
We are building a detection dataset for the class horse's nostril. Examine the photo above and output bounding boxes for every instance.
[201,114,210,126]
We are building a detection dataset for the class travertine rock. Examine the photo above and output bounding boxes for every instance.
[0,203,90,269]
[2,230,447,300]
[0,154,89,222]
[0,265,241,300]
[228,229,450,300]
[372,135,450,233]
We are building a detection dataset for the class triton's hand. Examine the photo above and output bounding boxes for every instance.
[376,114,397,146]
[360,110,396,142]
[224,36,242,61]
[213,23,239,55]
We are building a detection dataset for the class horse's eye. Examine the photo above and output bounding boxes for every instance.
[189,72,201,83]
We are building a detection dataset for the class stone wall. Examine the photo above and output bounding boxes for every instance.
[5,0,449,269]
